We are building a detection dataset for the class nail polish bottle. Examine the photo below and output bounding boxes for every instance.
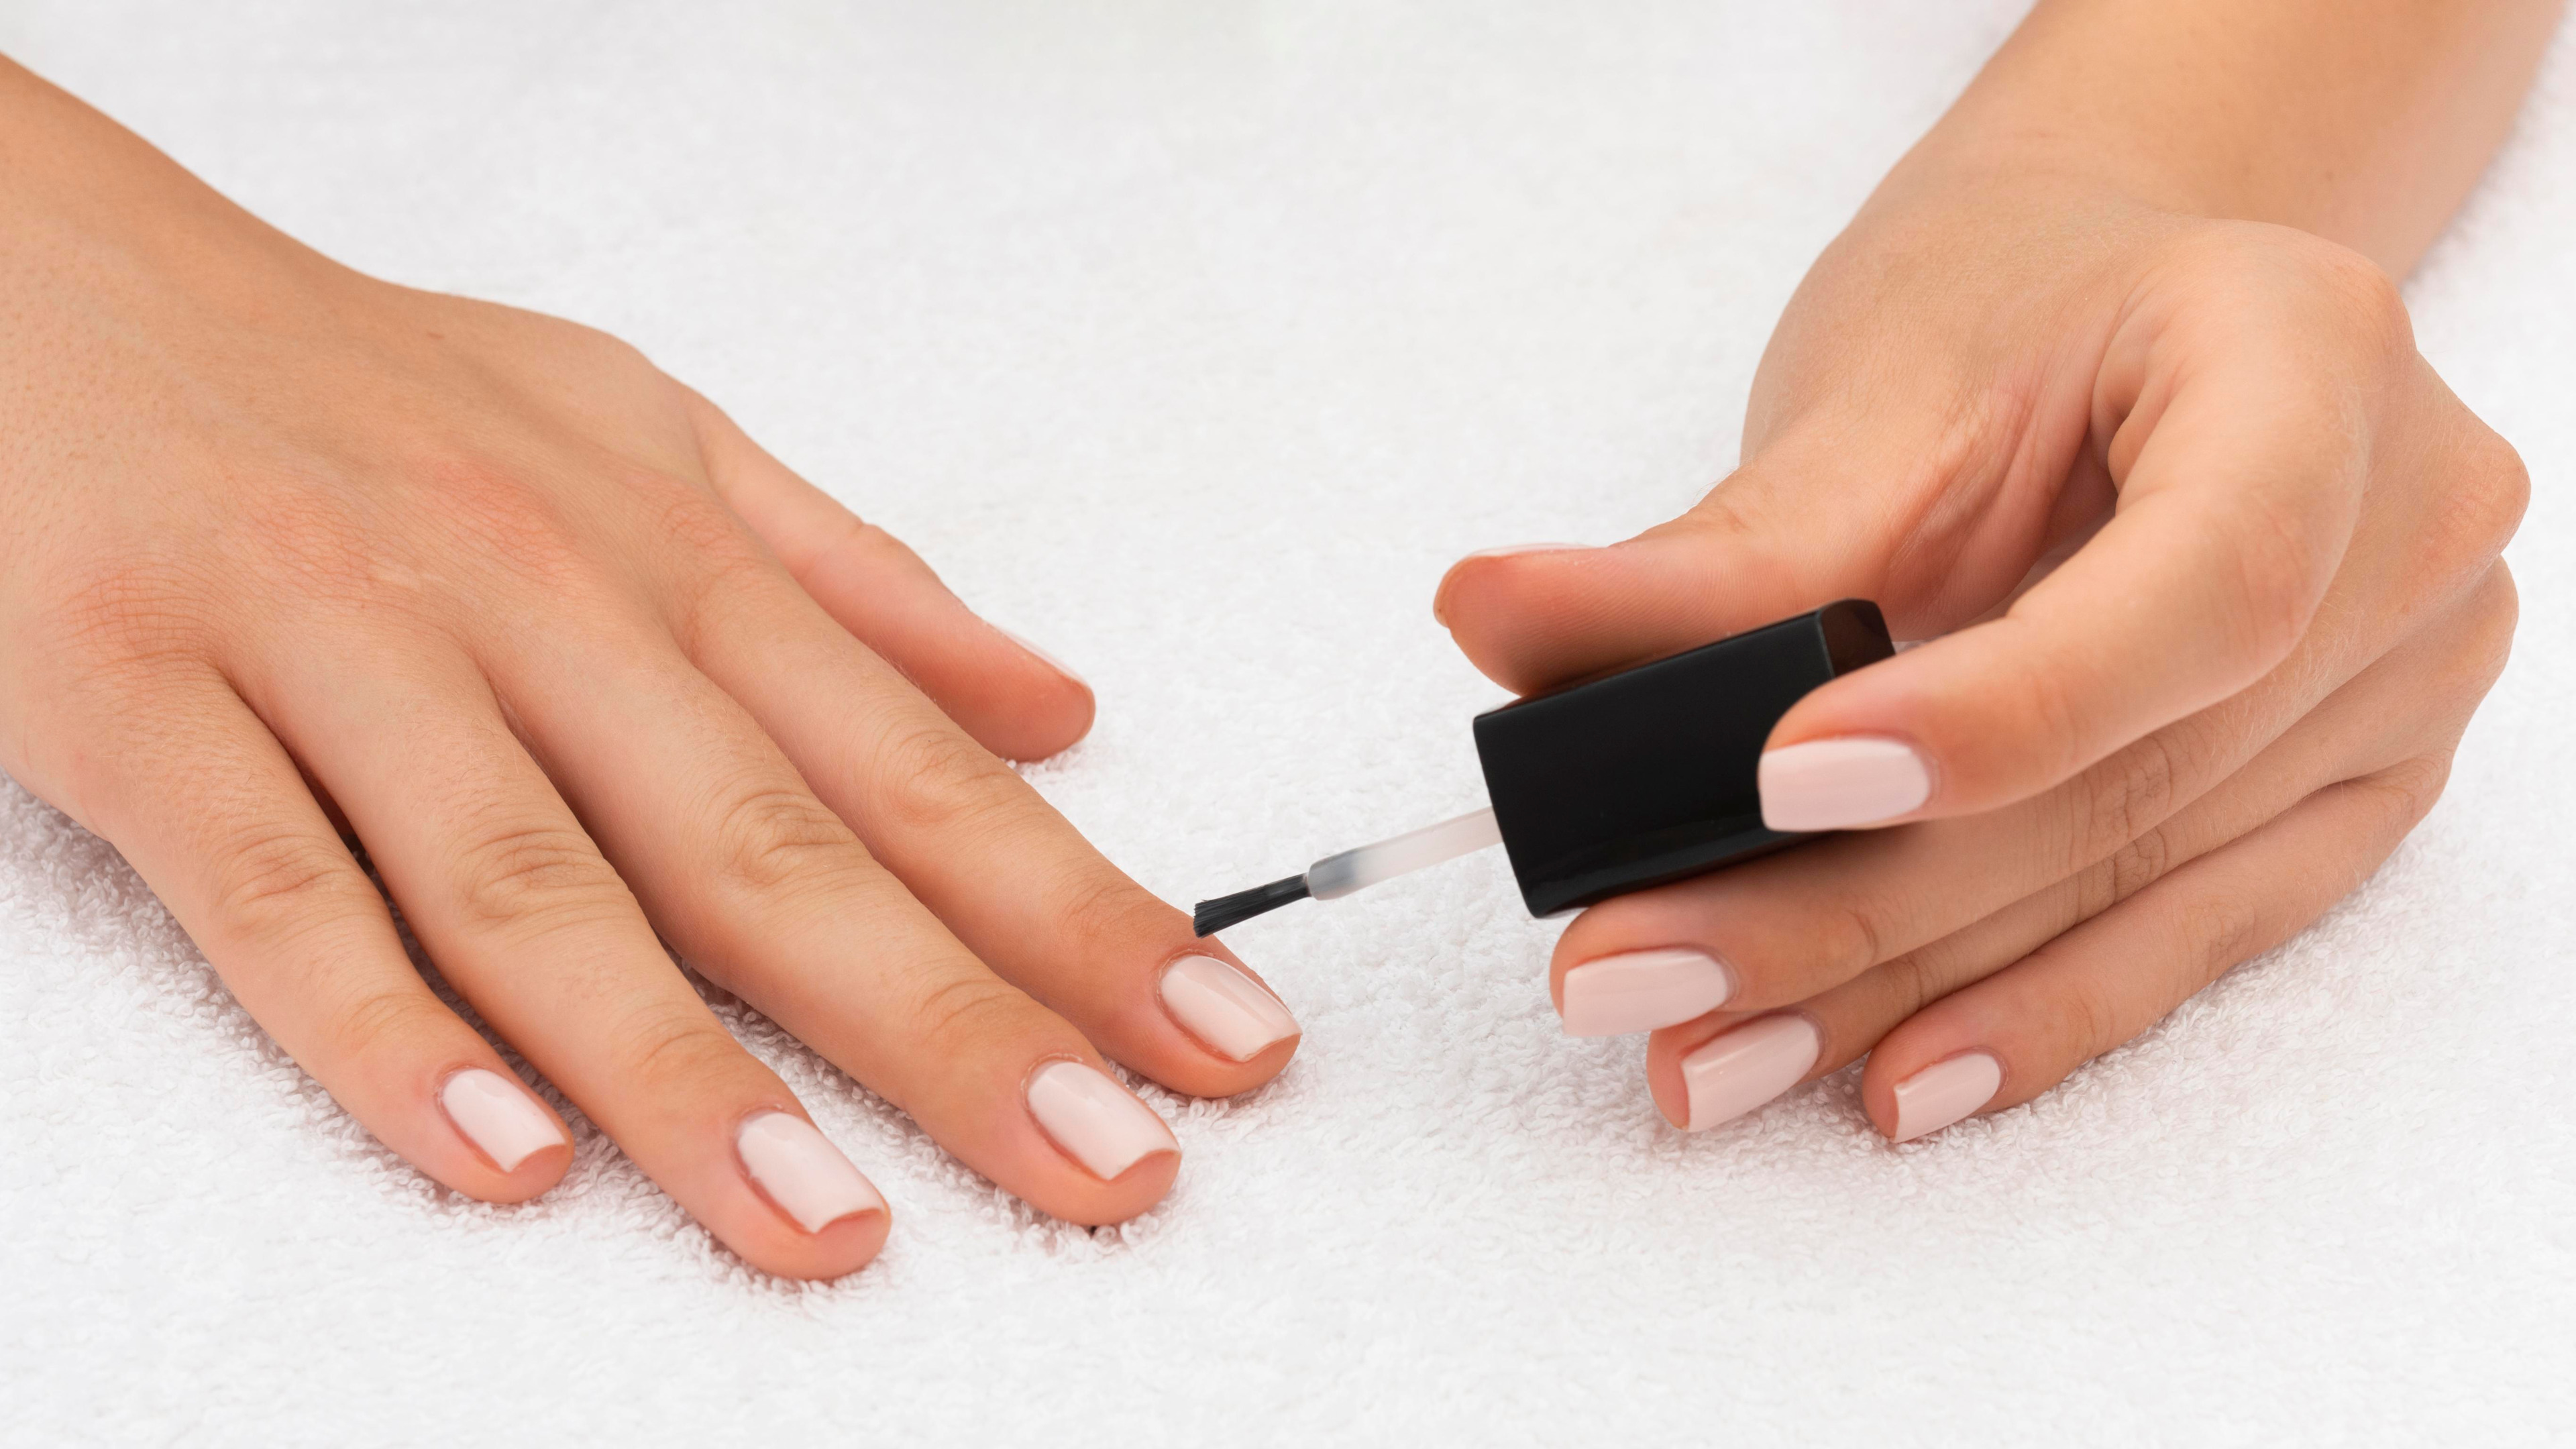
[1473,598,1892,916]
[1193,600,1894,935]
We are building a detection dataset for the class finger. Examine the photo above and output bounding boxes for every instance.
[58,667,574,1201]
[248,640,892,1280]
[1753,255,2436,831]
[1630,635,2430,1130]
[488,606,1183,1226]
[661,524,1300,1102]
[1432,431,1915,696]
[1551,549,2514,1030]
[1635,560,2511,1133]
[1858,753,2448,1142]
[684,389,1093,763]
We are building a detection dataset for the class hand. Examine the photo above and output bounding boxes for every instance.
[0,58,1298,1279]
[1434,173,2523,1140]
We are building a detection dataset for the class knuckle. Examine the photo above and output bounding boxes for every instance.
[1819,896,1889,982]
[868,720,1025,838]
[205,824,372,940]
[2299,242,2414,358]
[706,782,862,898]
[1048,868,1174,953]
[1998,647,2095,787]
[2359,756,2452,835]
[610,999,747,1093]
[2102,820,2176,907]
[327,985,452,1065]
[2457,429,2532,555]
[447,815,631,934]
[2460,565,2521,692]
[416,458,595,594]
[2050,962,2129,1066]
[2220,490,2330,665]
[40,557,217,676]
[2175,227,2410,355]
[2076,731,2186,863]
[1876,950,1939,1024]
[908,974,1038,1061]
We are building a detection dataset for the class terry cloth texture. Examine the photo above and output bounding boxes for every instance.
[3,3,2571,1444]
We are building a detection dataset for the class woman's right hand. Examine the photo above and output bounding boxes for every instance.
[0,57,1299,1279]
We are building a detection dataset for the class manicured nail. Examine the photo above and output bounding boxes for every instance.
[1025,1061,1179,1180]
[439,1067,568,1172]
[1678,1014,1821,1131]
[736,1111,887,1233]
[1889,1051,2004,1142]
[1159,955,1300,1062]
[1558,947,1733,1036]
[999,627,1088,688]
[1758,736,1933,831]
[1458,542,1592,561]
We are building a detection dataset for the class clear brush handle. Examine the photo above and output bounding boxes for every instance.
[1304,807,1502,900]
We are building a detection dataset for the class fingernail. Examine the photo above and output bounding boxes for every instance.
[1890,1051,2004,1142]
[1159,954,1300,1062]
[1758,737,1933,831]
[1457,541,1593,561]
[1678,1014,1821,1131]
[998,627,1088,688]
[1558,947,1733,1036]
[736,1111,888,1233]
[439,1067,568,1172]
[1025,1061,1179,1180]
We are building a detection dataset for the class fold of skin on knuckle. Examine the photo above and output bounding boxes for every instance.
[318,981,458,1079]
[629,480,795,653]
[200,819,374,946]
[863,717,1030,843]
[699,778,868,908]
[443,811,636,940]
[604,995,753,1105]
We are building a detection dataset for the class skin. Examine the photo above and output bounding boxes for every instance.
[1436,0,2562,1137]
[0,56,1299,1281]
[1,1,2554,1279]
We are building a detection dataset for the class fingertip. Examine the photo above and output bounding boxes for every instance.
[806,1203,895,1276]
[1435,547,1621,694]
[1059,1146,1181,1228]
[471,1137,574,1204]
[949,626,1095,763]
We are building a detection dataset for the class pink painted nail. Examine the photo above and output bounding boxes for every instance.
[1026,1061,1179,1180]
[1457,542,1593,561]
[736,1112,887,1233]
[1890,1051,2004,1142]
[1160,955,1299,1062]
[439,1068,568,1172]
[1558,947,1734,1036]
[1758,736,1933,831]
[1678,1015,1821,1131]
[998,627,1088,688]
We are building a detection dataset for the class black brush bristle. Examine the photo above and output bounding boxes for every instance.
[1191,873,1311,936]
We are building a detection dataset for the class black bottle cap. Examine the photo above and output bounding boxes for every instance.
[1470,599,1894,918]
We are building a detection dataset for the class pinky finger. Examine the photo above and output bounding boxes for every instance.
[77,675,575,1200]
[1858,756,2451,1143]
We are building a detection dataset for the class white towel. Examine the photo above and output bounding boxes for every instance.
[3,3,2570,1442]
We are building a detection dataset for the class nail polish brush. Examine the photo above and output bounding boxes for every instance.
[1191,598,1893,936]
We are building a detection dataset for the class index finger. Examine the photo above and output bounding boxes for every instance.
[1756,248,2395,831]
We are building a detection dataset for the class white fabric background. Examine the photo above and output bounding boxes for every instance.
[3,3,2569,1443]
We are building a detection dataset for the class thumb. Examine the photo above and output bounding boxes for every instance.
[1434,431,1937,696]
